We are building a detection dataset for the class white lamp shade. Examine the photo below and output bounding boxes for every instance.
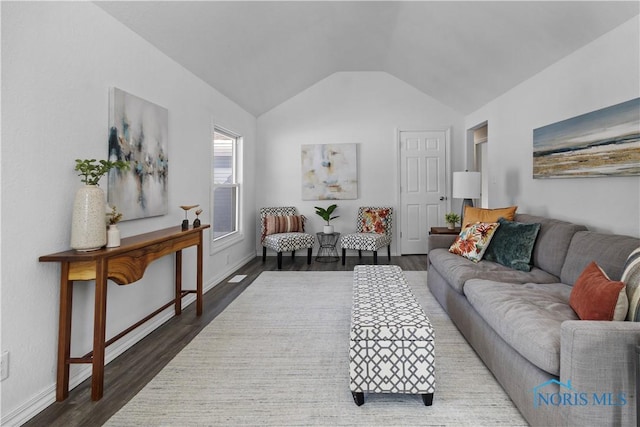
[452,171,481,199]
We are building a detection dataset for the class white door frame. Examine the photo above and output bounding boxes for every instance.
[395,127,452,255]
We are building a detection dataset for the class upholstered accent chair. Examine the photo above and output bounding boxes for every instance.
[341,207,393,265]
[260,207,314,269]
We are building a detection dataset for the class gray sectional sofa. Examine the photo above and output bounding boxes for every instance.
[427,213,640,426]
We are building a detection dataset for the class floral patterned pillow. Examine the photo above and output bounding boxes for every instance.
[449,222,500,262]
[361,208,391,234]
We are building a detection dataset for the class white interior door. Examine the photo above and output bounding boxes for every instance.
[399,130,448,254]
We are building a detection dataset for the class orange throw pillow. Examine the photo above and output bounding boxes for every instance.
[569,261,628,321]
[463,206,517,227]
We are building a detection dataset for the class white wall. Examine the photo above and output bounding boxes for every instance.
[465,16,640,237]
[1,3,256,424]
[256,71,465,254]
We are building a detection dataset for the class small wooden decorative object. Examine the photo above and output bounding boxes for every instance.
[180,204,199,230]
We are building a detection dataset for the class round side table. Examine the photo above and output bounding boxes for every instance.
[316,232,340,262]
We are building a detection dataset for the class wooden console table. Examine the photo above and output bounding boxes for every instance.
[39,224,209,401]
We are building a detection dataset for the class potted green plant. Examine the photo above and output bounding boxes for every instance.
[107,204,123,225]
[445,212,461,230]
[71,158,129,251]
[106,205,123,248]
[315,204,339,234]
[74,158,129,186]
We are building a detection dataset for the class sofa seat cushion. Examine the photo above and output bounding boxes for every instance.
[429,248,560,294]
[464,279,578,376]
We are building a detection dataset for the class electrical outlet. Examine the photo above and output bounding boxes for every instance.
[1,351,9,381]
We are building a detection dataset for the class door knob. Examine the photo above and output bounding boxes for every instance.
[439,196,447,201]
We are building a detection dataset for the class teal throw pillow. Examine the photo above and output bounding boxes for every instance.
[484,218,541,271]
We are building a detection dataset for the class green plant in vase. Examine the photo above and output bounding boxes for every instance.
[106,205,123,248]
[445,212,461,230]
[315,204,339,234]
[70,159,129,251]
[107,205,123,225]
[74,158,129,186]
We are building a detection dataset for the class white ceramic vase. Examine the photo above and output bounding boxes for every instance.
[106,224,121,248]
[70,185,107,251]
[323,225,334,234]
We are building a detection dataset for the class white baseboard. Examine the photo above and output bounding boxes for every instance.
[2,252,255,427]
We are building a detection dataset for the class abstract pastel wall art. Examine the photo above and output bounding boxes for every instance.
[108,88,169,220]
[301,143,358,200]
[533,98,640,178]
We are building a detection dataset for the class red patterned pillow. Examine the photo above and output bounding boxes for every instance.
[361,208,390,234]
[569,261,628,321]
[262,215,305,241]
[448,222,500,262]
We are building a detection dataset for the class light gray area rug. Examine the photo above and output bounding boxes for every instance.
[106,271,526,426]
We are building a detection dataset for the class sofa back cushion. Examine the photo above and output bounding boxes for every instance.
[560,231,640,285]
[515,214,587,277]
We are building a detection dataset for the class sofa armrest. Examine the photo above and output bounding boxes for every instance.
[560,320,640,425]
[428,234,456,251]
[427,235,456,268]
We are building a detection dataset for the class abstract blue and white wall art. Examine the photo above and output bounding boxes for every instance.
[533,98,640,178]
[108,88,169,220]
[301,143,358,200]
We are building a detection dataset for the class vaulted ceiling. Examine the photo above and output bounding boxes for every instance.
[96,1,639,117]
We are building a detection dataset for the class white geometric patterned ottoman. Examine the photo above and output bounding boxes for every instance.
[349,265,436,406]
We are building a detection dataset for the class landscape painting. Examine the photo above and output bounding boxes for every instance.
[533,98,640,178]
[301,143,358,200]
[108,88,169,220]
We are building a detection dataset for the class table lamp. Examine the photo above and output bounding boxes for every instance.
[452,171,481,224]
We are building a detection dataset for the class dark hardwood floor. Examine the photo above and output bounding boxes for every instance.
[25,254,427,427]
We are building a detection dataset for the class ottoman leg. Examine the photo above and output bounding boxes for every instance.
[352,392,365,406]
[421,393,434,406]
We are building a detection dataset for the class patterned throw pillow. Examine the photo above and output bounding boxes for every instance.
[448,222,500,263]
[623,247,640,321]
[361,208,390,234]
[263,215,305,241]
[569,261,628,321]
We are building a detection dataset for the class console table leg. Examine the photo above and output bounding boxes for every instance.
[197,237,203,316]
[91,259,108,401]
[56,263,73,401]
[175,250,182,315]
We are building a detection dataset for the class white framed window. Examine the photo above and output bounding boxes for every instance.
[211,126,242,247]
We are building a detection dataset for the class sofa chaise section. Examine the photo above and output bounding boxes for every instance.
[427,212,640,426]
